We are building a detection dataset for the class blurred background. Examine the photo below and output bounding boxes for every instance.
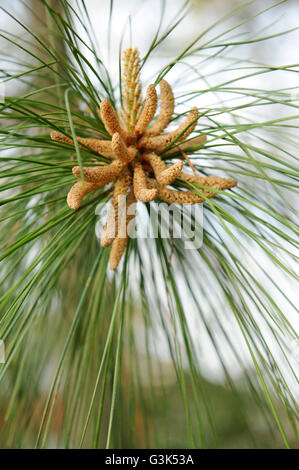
[0,0,298,448]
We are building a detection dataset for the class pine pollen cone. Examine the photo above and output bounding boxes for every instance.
[50,47,237,269]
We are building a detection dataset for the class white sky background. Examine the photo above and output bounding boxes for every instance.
[0,0,298,394]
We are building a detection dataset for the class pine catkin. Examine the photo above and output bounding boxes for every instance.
[99,99,128,142]
[181,173,237,190]
[134,84,158,135]
[51,131,114,158]
[157,186,206,204]
[118,185,136,240]
[163,134,207,156]
[51,131,74,146]
[158,161,183,186]
[109,187,136,270]
[112,132,137,163]
[146,80,174,136]
[76,137,114,158]
[138,108,199,153]
[66,180,102,210]
[146,177,235,204]
[72,159,125,184]
[146,178,205,204]
[143,152,166,174]
[144,153,183,186]
[133,163,158,202]
[122,47,142,134]
[50,46,237,269]
[109,231,128,270]
[101,171,132,247]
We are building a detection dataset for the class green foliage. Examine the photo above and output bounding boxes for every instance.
[0,0,298,448]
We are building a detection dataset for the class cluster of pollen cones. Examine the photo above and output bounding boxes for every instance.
[51,48,237,270]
